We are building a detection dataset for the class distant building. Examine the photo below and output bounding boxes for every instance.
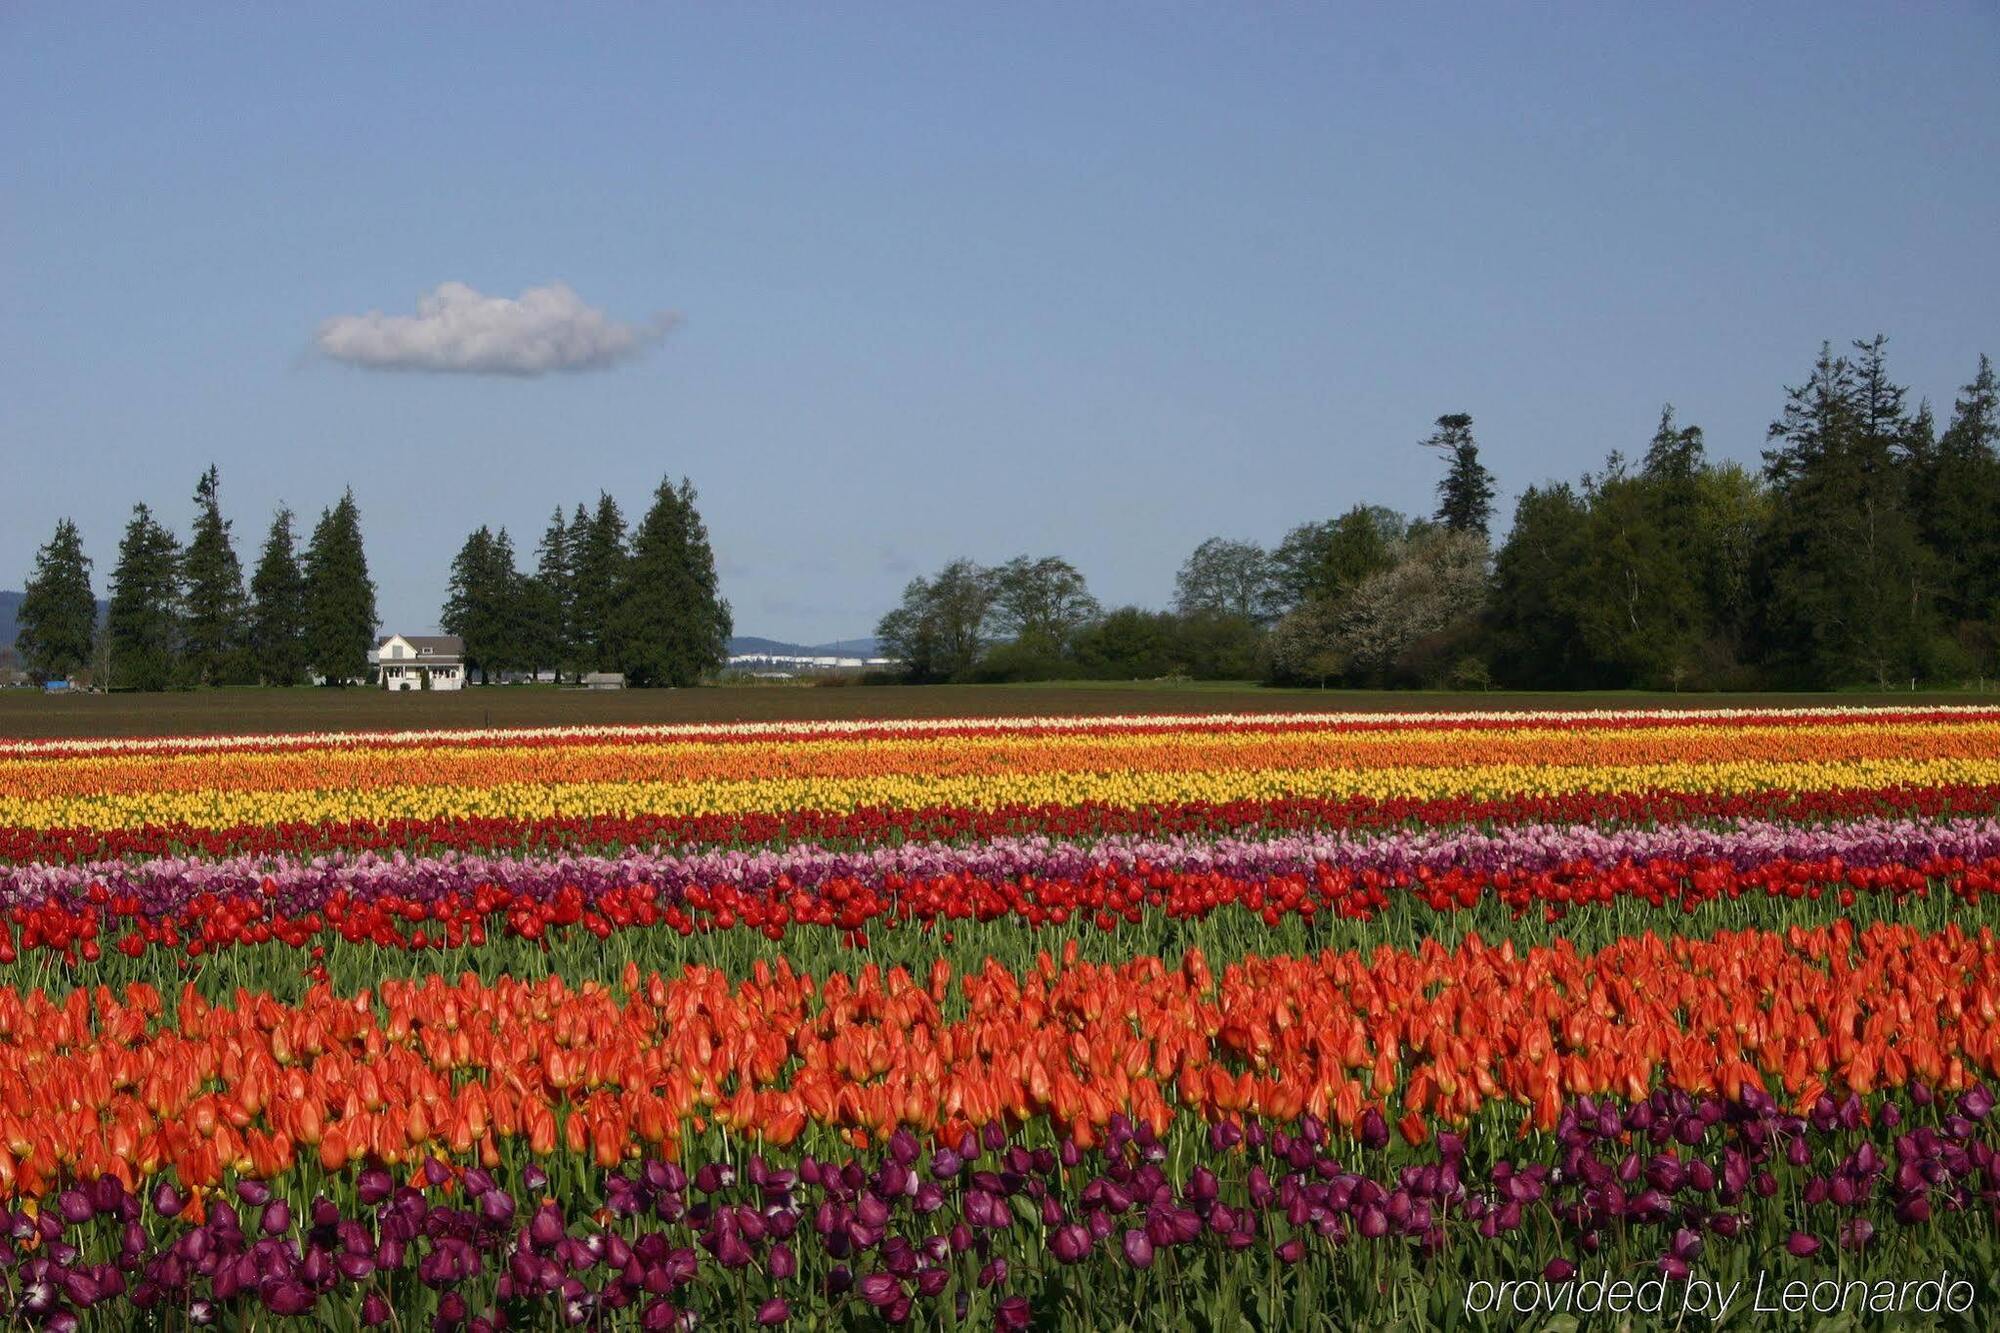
[377,634,467,691]
[724,652,899,675]
[582,672,625,691]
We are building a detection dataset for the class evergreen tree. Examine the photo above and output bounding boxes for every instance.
[1422,414,1496,536]
[181,465,249,685]
[302,490,377,685]
[106,504,183,691]
[530,506,576,680]
[572,493,630,672]
[248,508,309,686]
[16,519,97,683]
[442,527,497,683]
[1755,340,1931,686]
[1925,355,2000,668]
[1641,405,1706,484]
[615,477,732,687]
[492,528,529,677]
[442,526,529,682]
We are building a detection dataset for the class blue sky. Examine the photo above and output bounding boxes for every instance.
[4,5,1997,643]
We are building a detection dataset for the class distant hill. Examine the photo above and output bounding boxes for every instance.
[728,635,883,658]
[0,590,128,651]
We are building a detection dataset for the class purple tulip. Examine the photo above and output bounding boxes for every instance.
[149,1182,185,1219]
[1785,1232,1822,1258]
[262,1279,314,1316]
[769,1242,796,1280]
[756,1297,791,1325]
[1122,1229,1154,1270]
[357,1170,394,1207]
[1050,1224,1092,1265]
[858,1273,901,1309]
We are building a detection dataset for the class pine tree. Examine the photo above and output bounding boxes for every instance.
[1422,414,1496,536]
[181,465,249,686]
[531,507,575,681]
[1756,340,1930,686]
[16,519,97,684]
[248,508,309,686]
[1926,355,2000,660]
[494,528,531,678]
[442,526,529,683]
[615,476,732,687]
[106,504,183,691]
[442,526,497,683]
[303,490,377,685]
[572,493,630,672]
[1641,405,1706,484]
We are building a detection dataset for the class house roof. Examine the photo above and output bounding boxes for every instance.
[378,634,466,657]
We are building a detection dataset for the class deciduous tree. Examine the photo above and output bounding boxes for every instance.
[1174,539,1275,623]
[876,560,993,683]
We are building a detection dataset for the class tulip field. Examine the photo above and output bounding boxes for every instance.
[4,706,2000,1328]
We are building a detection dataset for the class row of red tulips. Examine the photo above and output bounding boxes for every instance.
[6,851,1994,968]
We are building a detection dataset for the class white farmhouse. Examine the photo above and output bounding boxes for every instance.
[377,634,467,691]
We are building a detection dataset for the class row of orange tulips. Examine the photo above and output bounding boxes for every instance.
[2,920,1993,1203]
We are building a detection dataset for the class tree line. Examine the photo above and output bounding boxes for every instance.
[879,339,2000,690]
[15,469,377,689]
[441,476,731,688]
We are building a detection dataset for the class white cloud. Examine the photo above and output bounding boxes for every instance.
[315,282,675,376]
